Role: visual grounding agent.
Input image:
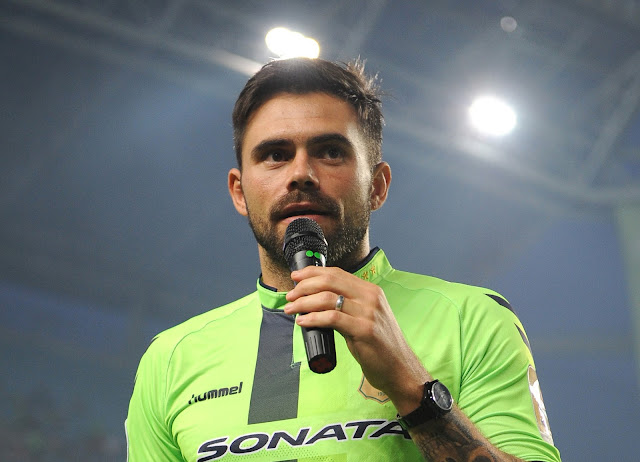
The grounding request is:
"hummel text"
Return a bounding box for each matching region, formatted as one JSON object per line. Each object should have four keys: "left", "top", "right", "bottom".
{"left": 188, "top": 381, "right": 243, "bottom": 405}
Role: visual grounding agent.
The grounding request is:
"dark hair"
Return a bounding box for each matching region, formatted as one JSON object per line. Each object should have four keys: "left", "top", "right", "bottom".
{"left": 232, "top": 58, "right": 384, "bottom": 168}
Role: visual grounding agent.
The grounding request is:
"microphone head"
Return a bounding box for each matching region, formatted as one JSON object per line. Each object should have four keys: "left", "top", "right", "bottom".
{"left": 283, "top": 218, "right": 328, "bottom": 265}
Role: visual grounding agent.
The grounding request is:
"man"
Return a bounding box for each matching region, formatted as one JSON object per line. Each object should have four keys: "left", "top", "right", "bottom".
{"left": 126, "top": 58, "right": 562, "bottom": 462}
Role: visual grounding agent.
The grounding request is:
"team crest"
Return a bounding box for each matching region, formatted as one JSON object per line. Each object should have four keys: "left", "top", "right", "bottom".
{"left": 528, "top": 365, "right": 554, "bottom": 444}
{"left": 358, "top": 374, "right": 389, "bottom": 403}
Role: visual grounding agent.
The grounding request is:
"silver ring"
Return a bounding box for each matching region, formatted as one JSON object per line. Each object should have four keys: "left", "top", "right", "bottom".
{"left": 335, "top": 295, "right": 345, "bottom": 311}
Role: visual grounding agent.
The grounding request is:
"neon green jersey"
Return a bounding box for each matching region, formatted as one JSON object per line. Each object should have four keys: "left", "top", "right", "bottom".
{"left": 126, "top": 248, "right": 561, "bottom": 461}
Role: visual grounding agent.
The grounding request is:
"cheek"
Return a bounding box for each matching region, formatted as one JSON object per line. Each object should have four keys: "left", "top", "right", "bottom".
{"left": 348, "top": 171, "right": 373, "bottom": 200}
{"left": 338, "top": 181, "right": 371, "bottom": 211}
{"left": 242, "top": 175, "right": 278, "bottom": 207}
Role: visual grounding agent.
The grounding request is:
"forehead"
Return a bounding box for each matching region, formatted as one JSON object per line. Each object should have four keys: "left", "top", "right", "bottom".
{"left": 242, "top": 92, "right": 363, "bottom": 154}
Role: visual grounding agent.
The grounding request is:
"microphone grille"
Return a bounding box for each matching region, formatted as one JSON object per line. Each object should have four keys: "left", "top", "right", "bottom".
{"left": 283, "top": 218, "right": 327, "bottom": 263}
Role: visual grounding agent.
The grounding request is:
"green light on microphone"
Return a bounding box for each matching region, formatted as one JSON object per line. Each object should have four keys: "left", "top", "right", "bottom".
{"left": 306, "top": 250, "right": 314, "bottom": 257}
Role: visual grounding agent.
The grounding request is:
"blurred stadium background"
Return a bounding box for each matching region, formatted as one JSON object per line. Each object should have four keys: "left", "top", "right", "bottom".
{"left": 2, "top": 0, "right": 640, "bottom": 460}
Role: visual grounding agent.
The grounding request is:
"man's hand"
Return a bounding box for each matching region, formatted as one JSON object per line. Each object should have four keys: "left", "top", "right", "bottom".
{"left": 284, "top": 265, "right": 428, "bottom": 415}
{"left": 284, "top": 265, "right": 527, "bottom": 462}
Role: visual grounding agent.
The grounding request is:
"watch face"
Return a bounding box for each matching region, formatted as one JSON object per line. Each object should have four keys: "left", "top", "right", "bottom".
{"left": 432, "top": 382, "right": 453, "bottom": 411}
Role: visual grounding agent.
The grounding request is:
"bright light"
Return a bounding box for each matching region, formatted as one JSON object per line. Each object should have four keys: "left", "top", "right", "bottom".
{"left": 468, "top": 96, "right": 517, "bottom": 137}
{"left": 500, "top": 16, "right": 518, "bottom": 33}
{"left": 265, "top": 27, "right": 320, "bottom": 59}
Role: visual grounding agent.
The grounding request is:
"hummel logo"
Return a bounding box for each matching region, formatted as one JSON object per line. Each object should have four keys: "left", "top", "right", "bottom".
{"left": 188, "top": 381, "right": 243, "bottom": 405}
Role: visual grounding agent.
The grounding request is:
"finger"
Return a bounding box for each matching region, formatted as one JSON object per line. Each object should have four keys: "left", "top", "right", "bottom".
{"left": 290, "top": 265, "right": 327, "bottom": 280}
{"left": 287, "top": 267, "right": 360, "bottom": 302}
{"left": 289, "top": 265, "right": 349, "bottom": 287}
{"left": 284, "top": 291, "right": 340, "bottom": 315}
{"left": 295, "top": 307, "right": 368, "bottom": 339}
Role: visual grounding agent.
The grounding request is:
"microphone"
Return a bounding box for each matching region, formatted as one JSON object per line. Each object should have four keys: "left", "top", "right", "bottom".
{"left": 283, "top": 217, "right": 337, "bottom": 374}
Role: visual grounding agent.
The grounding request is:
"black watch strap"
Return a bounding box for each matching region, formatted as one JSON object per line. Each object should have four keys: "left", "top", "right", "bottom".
{"left": 396, "top": 380, "right": 453, "bottom": 430}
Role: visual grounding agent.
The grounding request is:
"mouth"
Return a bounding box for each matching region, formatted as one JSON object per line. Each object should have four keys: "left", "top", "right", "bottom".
{"left": 277, "top": 204, "right": 332, "bottom": 223}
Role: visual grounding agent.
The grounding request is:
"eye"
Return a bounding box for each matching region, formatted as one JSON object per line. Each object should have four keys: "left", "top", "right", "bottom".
{"left": 321, "top": 145, "right": 345, "bottom": 160}
{"left": 264, "top": 150, "right": 287, "bottom": 163}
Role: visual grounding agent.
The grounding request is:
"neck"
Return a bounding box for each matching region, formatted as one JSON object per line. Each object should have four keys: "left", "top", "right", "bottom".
{"left": 257, "top": 246, "right": 295, "bottom": 291}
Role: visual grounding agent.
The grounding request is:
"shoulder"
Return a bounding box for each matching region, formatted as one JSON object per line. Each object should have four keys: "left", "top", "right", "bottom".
{"left": 383, "top": 268, "right": 517, "bottom": 319}
{"left": 385, "top": 268, "right": 532, "bottom": 358}
{"left": 142, "top": 292, "right": 258, "bottom": 363}
{"left": 130, "top": 291, "right": 259, "bottom": 412}
{"left": 383, "top": 267, "right": 510, "bottom": 308}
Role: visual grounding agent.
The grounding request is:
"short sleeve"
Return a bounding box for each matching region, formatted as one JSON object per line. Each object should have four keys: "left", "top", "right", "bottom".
{"left": 125, "top": 337, "right": 184, "bottom": 461}
{"left": 457, "top": 291, "right": 561, "bottom": 462}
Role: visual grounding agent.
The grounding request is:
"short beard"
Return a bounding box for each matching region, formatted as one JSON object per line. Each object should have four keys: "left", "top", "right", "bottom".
{"left": 245, "top": 191, "right": 371, "bottom": 273}
{"left": 324, "top": 207, "right": 370, "bottom": 270}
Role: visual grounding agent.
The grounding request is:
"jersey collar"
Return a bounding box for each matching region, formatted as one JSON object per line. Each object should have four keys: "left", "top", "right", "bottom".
{"left": 256, "top": 247, "right": 393, "bottom": 311}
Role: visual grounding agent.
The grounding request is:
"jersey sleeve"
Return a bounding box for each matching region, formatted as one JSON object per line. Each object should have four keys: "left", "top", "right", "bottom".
{"left": 456, "top": 290, "right": 561, "bottom": 462}
{"left": 125, "top": 336, "right": 184, "bottom": 461}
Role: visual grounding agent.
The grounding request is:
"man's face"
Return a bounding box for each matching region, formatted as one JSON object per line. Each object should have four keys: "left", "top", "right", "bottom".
{"left": 230, "top": 92, "right": 377, "bottom": 270}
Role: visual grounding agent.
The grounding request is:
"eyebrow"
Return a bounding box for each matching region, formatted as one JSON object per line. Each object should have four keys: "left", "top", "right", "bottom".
{"left": 308, "top": 133, "right": 353, "bottom": 148}
{"left": 250, "top": 133, "right": 355, "bottom": 159}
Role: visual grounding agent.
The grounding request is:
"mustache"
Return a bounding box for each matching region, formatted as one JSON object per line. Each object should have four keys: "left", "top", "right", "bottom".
{"left": 269, "top": 191, "right": 341, "bottom": 221}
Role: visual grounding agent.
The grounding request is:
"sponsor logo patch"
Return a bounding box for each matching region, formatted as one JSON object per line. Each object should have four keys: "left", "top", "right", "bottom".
{"left": 358, "top": 374, "right": 389, "bottom": 403}
{"left": 196, "top": 419, "right": 409, "bottom": 461}
{"left": 527, "top": 365, "right": 554, "bottom": 445}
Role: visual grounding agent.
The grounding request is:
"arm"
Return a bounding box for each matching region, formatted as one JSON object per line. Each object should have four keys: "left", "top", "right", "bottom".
{"left": 285, "top": 266, "right": 554, "bottom": 462}
{"left": 382, "top": 348, "right": 526, "bottom": 462}
{"left": 408, "top": 407, "right": 524, "bottom": 462}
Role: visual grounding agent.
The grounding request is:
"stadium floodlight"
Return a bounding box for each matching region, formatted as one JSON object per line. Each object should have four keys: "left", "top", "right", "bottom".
{"left": 468, "top": 95, "right": 517, "bottom": 137}
{"left": 265, "top": 27, "right": 320, "bottom": 59}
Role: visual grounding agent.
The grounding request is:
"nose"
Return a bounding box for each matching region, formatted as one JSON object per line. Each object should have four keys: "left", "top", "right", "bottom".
{"left": 287, "top": 151, "right": 319, "bottom": 191}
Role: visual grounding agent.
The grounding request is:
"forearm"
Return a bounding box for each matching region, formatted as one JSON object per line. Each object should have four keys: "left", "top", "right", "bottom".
{"left": 285, "top": 267, "right": 543, "bottom": 461}
{"left": 408, "top": 406, "right": 524, "bottom": 462}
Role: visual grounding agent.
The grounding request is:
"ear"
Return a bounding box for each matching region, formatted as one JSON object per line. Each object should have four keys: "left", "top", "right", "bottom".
{"left": 370, "top": 161, "right": 391, "bottom": 211}
{"left": 228, "top": 168, "right": 248, "bottom": 216}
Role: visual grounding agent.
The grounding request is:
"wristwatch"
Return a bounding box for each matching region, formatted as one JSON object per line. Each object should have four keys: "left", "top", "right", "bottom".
{"left": 396, "top": 380, "right": 453, "bottom": 430}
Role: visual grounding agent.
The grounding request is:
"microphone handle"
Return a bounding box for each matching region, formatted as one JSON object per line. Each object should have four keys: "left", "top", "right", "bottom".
{"left": 289, "top": 251, "right": 337, "bottom": 374}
